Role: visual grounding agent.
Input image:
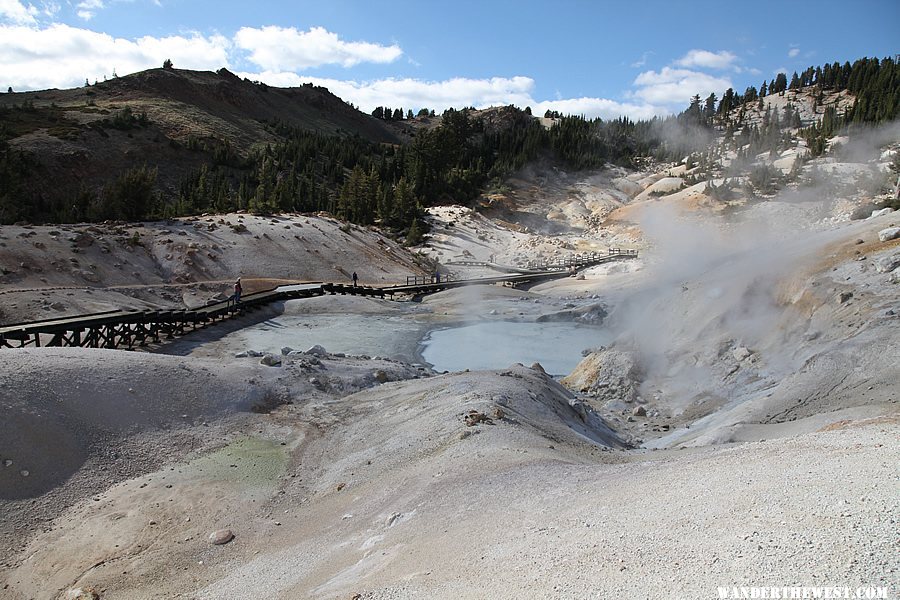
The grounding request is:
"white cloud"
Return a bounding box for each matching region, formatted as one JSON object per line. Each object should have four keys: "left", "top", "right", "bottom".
{"left": 631, "top": 51, "right": 653, "bottom": 69}
{"left": 41, "top": 1, "right": 60, "bottom": 17}
{"left": 788, "top": 47, "right": 800, "bottom": 58}
{"left": 674, "top": 49, "right": 737, "bottom": 70}
{"left": 632, "top": 67, "right": 732, "bottom": 106}
{"left": 533, "top": 97, "right": 666, "bottom": 121}
{"left": 0, "top": 0, "right": 38, "bottom": 24}
{"left": 75, "top": 0, "right": 103, "bottom": 20}
{"left": 0, "top": 23, "right": 230, "bottom": 89}
{"left": 0, "top": 21, "right": 668, "bottom": 121}
{"left": 234, "top": 25, "right": 402, "bottom": 71}
{"left": 238, "top": 71, "right": 665, "bottom": 120}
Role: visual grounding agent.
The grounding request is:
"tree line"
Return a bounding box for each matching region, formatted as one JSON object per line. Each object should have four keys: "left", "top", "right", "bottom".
{"left": 2, "top": 56, "right": 896, "bottom": 229}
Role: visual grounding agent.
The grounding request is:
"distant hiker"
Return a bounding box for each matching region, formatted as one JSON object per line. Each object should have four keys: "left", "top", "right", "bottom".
{"left": 233, "top": 278, "right": 242, "bottom": 304}
{"left": 352, "top": 272, "right": 358, "bottom": 287}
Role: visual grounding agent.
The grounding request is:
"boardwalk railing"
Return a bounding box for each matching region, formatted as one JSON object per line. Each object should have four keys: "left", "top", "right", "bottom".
{"left": 526, "top": 248, "right": 638, "bottom": 271}
{"left": 405, "top": 273, "right": 458, "bottom": 286}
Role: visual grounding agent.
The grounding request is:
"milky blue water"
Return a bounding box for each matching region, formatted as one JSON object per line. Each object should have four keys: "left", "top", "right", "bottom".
{"left": 420, "top": 321, "right": 612, "bottom": 376}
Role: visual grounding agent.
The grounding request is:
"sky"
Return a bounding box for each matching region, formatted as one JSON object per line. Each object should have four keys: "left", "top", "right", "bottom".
{"left": 1, "top": 0, "right": 898, "bottom": 120}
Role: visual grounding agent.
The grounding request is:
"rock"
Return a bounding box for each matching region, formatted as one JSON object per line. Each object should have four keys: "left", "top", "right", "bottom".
{"left": 306, "top": 344, "right": 327, "bottom": 356}
{"left": 234, "top": 351, "right": 249, "bottom": 358}
{"left": 855, "top": 239, "right": 865, "bottom": 245}
{"left": 878, "top": 227, "right": 900, "bottom": 242}
{"left": 20, "top": 470, "right": 29, "bottom": 477}
{"left": 874, "top": 253, "right": 900, "bottom": 274}
{"left": 208, "top": 529, "right": 234, "bottom": 545}
{"left": 839, "top": 291, "right": 853, "bottom": 304}
{"left": 869, "top": 207, "right": 894, "bottom": 219}
{"left": 562, "top": 348, "right": 642, "bottom": 405}
{"left": 530, "top": 362, "right": 546, "bottom": 374}
{"left": 373, "top": 370, "right": 389, "bottom": 383}
{"left": 464, "top": 410, "right": 493, "bottom": 426}
{"left": 280, "top": 346, "right": 294, "bottom": 356}
{"left": 64, "top": 587, "right": 101, "bottom": 600}
{"left": 72, "top": 232, "right": 95, "bottom": 247}
{"left": 632, "top": 406, "right": 646, "bottom": 417}
{"left": 732, "top": 346, "right": 751, "bottom": 361}
{"left": 260, "top": 354, "right": 282, "bottom": 367}
{"left": 79, "top": 270, "right": 101, "bottom": 283}
{"left": 2, "top": 459, "right": 12, "bottom": 467}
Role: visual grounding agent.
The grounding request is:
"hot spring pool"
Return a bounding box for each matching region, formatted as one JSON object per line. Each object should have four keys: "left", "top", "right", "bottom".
{"left": 420, "top": 320, "right": 612, "bottom": 376}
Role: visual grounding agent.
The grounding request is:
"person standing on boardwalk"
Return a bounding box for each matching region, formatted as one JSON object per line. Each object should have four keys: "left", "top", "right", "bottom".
{"left": 233, "top": 277, "right": 242, "bottom": 304}
{"left": 352, "top": 272, "right": 358, "bottom": 287}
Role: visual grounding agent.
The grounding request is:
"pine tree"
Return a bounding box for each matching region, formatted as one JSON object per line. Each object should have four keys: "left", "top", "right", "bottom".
{"left": 773, "top": 72, "right": 788, "bottom": 94}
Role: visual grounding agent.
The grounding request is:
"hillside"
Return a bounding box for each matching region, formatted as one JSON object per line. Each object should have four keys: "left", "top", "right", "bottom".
{"left": 0, "top": 213, "right": 428, "bottom": 325}
{"left": 0, "top": 67, "right": 407, "bottom": 222}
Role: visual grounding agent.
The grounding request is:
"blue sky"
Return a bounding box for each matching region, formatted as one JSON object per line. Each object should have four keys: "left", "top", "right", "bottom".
{"left": 1, "top": 0, "right": 897, "bottom": 119}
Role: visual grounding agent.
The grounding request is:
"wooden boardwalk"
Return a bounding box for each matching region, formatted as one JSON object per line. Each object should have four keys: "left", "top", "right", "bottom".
{"left": 0, "top": 284, "right": 324, "bottom": 350}
{"left": 0, "top": 249, "right": 637, "bottom": 350}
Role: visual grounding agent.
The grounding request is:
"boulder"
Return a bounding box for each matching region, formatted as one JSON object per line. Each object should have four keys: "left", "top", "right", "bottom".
{"left": 732, "top": 346, "right": 751, "bottom": 361}
{"left": 78, "top": 270, "right": 101, "bottom": 283}
{"left": 306, "top": 344, "right": 327, "bottom": 356}
{"left": 259, "top": 354, "right": 282, "bottom": 367}
{"left": 280, "top": 346, "right": 294, "bottom": 356}
{"left": 869, "top": 208, "right": 894, "bottom": 219}
{"left": 874, "top": 252, "right": 900, "bottom": 274}
{"left": 878, "top": 227, "right": 900, "bottom": 243}
{"left": 562, "top": 348, "right": 642, "bottom": 405}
